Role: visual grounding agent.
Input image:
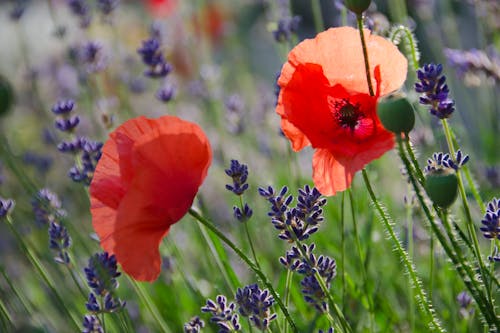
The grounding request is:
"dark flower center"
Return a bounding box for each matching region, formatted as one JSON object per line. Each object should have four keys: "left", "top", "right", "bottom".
{"left": 333, "top": 100, "right": 363, "bottom": 131}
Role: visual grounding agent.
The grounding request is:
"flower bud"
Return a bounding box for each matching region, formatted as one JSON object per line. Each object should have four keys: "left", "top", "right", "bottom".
{"left": 0, "top": 75, "right": 14, "bottom": 117}
{"left": 345, "top": 0, "right": 372, "bottom": 15}
{"left": 377, "top": 97, "right": 415, "bottom": 134}
{"left": 425, "top": 170, "right": 458, "bottom": 209}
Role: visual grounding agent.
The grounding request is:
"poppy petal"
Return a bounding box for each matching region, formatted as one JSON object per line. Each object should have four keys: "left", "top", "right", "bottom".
{"left": 312, "top": 149, "right": 353, "bottom": 196}
{"left": 90, "top": 115, "right": 212, "bottom": 281}
{"left": 283, "top": 27, "right": 407, "bottom": 96}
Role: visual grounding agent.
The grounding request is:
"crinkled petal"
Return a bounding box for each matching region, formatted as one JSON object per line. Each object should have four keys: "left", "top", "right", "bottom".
{"left": 312, "top": 149, "right": 353, "bottom": 196}
{"left": 281, "top": 27, "right": 407, "bottom": 96}
{"left": 277, "top": 63, "right": 336, "bottom": 149}
{"left": 90, "top": 115, "right": 212, "bottom": 281}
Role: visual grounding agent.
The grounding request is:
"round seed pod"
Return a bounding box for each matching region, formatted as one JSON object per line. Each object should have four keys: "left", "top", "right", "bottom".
{"left": 0, "top": 75, "right": 14, "bottom": 117}
{"left": 425, "top": 170, "right": 458, "bottom": 209}
{"left": 377, "top": 97, "right": 415, "bottom": 134}
{"left": 345, "top": 0, "right": 372, "bottom": 15}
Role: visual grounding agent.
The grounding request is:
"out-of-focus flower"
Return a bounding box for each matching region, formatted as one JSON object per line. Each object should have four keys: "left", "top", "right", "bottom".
{"left": 90, "top": 116, "right": 212, "bottom": 281}
{"left": 276, "top": 27, "right": 407, "bottom": 196}
{"left": 444, "top": 47, "right": 500, "bottom": 86}
{"left": 145, "top": 0, "right": 178, "bottom": 18}
{"left": 192, "top": 3, "right": 228, "bottom": 43}
{"left": 0, "top": 197, "right": 15, "bottom": 218}
{"left": 67, "top": 0, "right": 92, "bottom": 28}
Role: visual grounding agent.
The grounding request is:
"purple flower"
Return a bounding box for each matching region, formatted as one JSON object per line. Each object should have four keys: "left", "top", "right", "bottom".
{"left": 415, "top": 63, "right": 455, "bottom": 119}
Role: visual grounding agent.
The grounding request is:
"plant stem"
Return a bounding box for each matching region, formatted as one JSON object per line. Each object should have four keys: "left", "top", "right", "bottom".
{"left": 340, "top": 192, "right": 346, "bottom": 314}
{"left": 398, "top": 137, "right": 499, "bottom": 328}
{"left": 4, "top": 216, "right": 81, "bottom": 331}
{"left": 357, "top": 16, "right": 374, "bottom": 96}
{"left": 348, "top": 188, "right": 375, "bottom": 332}
{"left": 128, "top": 279, "right": 171, "bottom": 332}
{"left": 441, "top": 119, "right": 492, "bottom": 307}
{"left": 188, "top": 208, "right": 299, "bottom": 333}
{"left": 311, "top": 0, "right": 324, "bottom": 33}
{"left": 361, "top": 169, "right": 445, "bottom": 333}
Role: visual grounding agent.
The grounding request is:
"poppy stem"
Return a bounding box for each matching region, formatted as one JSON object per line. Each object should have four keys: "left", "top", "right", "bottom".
{"left": 347, "top": 188, "right": 375, "bottom": 332}
{"left": 396, "top": 137, "right": 500, "bottom": 329}
{"left": 188, "top": 208, "right": 299, "bottom": 333}
{"left": 361, "top": 168, "right": 446, "bottom": 333}
{"left": 356, "top": 15, "right": 375, "bottom": 97}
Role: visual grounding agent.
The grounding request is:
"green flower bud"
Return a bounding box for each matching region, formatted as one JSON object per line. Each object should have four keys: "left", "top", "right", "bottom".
{"left": 345, "top": 0, "right": 372, "bottom": 16}
{"left": 377, "top": 97, "right": 415, "bottom": 134}
{"left": 0, "top": 75, "right": 14, "bottom": 117}
{"left": 424, "top": 170, "right": 458, "bottom": 209}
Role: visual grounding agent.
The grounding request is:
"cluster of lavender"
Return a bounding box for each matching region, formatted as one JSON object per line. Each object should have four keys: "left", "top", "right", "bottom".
{"left": 189, "top": 283, "right": 276, "bottom": 332}
{"left": 201, "top": 295, "right": 241, "bottom": 332}
{"left": 51, "top": 100, "right": 103, "bottom": 185}
{"left": 77, "top": 41, "right": 108, "bottom": 74}
{"left": 444, "top": 47, "right": 500, "bottom": 86}
{"left": 235, "top": 284, "right": 277, "bottom": 330}
{"left": 83, "top": 252, "right": 125, "bottom": 332}
{"left": 272, "top": 0, "right": 301, "bottom": 43}
{"left": 415, "top": 63, "right": 455, "bottom": 119}
{"left": 67, "top": 0, "right": 120, "bottom": 28}
{"left": 137, "top": 23, "right": 175, "bottom": 103}
{"left": 225, "top": 160, "right": 253, "bottom": 222}
{"left": 424, "top": 150, "right": 469, "bottom": 174}
{"left": 259, "top": 185, "right": 326, "bottom": 241}
{"left": 260, "top": 185, "right": 335, "bottom": 312}
{"left": 281, "top": 244, "right": 337, "bottom": 312}
{"left": 32, "top": 189, "right": 72, "bottom": 264}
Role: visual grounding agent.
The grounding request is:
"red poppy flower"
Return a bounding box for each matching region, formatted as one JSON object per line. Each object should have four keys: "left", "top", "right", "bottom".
{"left": 89, "top": 116, "right": 212, "bottom": 281}
{"left": 276, "top": 27, "right": 407, "bottom": 196}
{"left": 146, "top": 0, "right": 178, "bottom": 18}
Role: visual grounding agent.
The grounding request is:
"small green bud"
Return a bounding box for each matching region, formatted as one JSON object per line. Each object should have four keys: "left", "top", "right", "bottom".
{"left": 0, "top": 75, "right": 14, "bottom": 117}
{"left": 377, "top": 97, "right": 415, "bottom": 134}
{"left": 345, "top": 0, "right": 372, "bottom": 16}
{"left": 424, "top": 170, "right": 458, "bottom": 209}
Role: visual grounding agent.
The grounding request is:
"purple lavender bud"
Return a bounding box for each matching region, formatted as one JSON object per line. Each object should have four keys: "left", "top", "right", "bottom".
{"left": 183, "top": 316, "right": 205, "bottom": 333}
{"left": 156, "top": 84, "right": 175, "bottom": 103}
{"left": 51, "top": 100, "right": 75, "bottom": 115}
{"left": 415, "top": 63, "right": 455, "bottom": 119}
{"left": 82, "top": 315, "right": 103, "bottom": 333}
{"left": 97, "top": 0, "right": 120, "bottom": 16}
{"left": 55, "top": 116, "right": 80, "bottom": 132}
{"left": 0, "top": 197, "right": 15, "bottom": 218}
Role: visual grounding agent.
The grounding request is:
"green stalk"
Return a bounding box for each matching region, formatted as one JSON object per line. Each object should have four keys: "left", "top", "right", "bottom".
{"left": 128, "top": 279, "right": 171, "bottom": 332}
{"left": 285, "top": 229, "right": 351, "bottom": 333}
{"left": 311, "top": 0, "right": 325, "bottom": 33}
{"left": 340, "top": 192, "right": 346, "bottom": 314}
{"left": 361, "top": 169, "right": 445, "bottom": 333}
{"left": 240, "top": 196, "right": 261, "bottom": 269}
{"left": 4, "top": 216, "right": 81, "bottom": 331}
{"left": 398, "top": 137, "right": 498, "bottom": 328}
{"left": 283, "top": 269, "right": 293, "bottom": 333}
{"left": 405, "top": 189, "right": 415, "bottom": 332}
{"left": 0, "top": 296, "right": 13, "bottom": 331}
{"left": 195, "top": 220, "right": 240, "bottom": 291}
{"left": 188, "top": 208, "right": 298, "bottom": 333}
{"left": 356, "top": 16, "right": 375, "bottom": 97}
{"left": 441, "top": 119, "right": 491, "bottom": 308}
{"left": 347, "top": 188, "right": 375, "bottom": 332}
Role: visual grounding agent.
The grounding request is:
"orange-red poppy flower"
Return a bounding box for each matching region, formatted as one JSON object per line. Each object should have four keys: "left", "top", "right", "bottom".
{"left": 89, "top": 116, "right": 212, "bottom": 281}
{"left": 146, "top": 0, "right": 178, "bottom": 18}
{"left": 276, "top": 27, "right": 407, "bottom": 196}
